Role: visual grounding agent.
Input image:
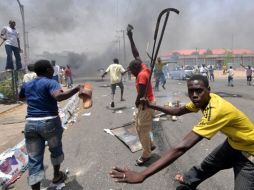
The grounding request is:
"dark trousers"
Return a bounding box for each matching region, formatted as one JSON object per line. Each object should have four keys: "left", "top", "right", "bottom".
{"left": 5, "top": 44, "right": 22, "bottom": 70}
{"left": 176, "top": 140, "right": 254, "bottom": 190}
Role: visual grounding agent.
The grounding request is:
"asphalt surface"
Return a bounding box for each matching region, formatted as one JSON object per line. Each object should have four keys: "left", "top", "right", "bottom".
{"left": 13, "top": 77, "right": 254, "bottom": 190}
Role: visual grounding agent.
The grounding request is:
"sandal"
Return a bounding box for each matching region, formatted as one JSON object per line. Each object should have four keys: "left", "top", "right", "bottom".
{"left": 52, "top": 171, "right": 67, "bottom": 184}
{"left": 175, "top": 173, "right": 184, "bottom": 184}
{"left": 135, "top": 156, "right": 151, "bottom": 166}
{"left": 151, "top": 145, "right": 156, "bottom": 151}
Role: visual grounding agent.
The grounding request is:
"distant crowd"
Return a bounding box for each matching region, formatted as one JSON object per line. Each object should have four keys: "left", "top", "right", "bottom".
{"left": 23, "top": 60, "right": 74, "bottom": 88}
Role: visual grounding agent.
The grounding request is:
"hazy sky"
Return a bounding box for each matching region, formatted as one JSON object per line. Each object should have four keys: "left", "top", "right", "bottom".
{"left": 0, "top": 0, "right": 254, "bottom": 75}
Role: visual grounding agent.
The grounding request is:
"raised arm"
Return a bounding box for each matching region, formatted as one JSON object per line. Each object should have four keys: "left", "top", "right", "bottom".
{"left": 240, "top": 63, "right": 246, "bottom": 69}
{"left": 127, "top": 27, "right": 141, "bottom": 60}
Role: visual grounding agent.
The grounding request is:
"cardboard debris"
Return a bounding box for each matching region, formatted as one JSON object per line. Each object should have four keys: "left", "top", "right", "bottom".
{"left": 110, "top": 122, "right": 142, "bottom": 152}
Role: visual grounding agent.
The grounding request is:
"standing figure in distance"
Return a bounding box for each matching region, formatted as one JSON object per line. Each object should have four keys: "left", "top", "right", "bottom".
{"left": 23, "top": 64, "right": 37, "bottom": 83}
{"left": 51, "top": 60, "right": 60, "bottom": 83}
{"left": 154, "top": 57, "right": 169, "bottom": 91}
{"left": 240, "top": 64, "right": 253, "bottom": 86}
{"left": 208, "top": 65, "right": 215, "bottom": 82}
{"left": 227, "top": 66, "right": 234, "bottom": 87}
{"left": 65, "top": 65, "right": 73, "bottom": 88}
{"left": 0, "top": 20, "right": 22, "bottom": 71}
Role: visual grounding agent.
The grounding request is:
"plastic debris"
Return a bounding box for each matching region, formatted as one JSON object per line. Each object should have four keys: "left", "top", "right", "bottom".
{"left": 171, "top": 116, "right": 178, "bottom": 121}
{"left": 82, "top": 112, "right": 91, "bottom": 116}
{"left": 104, "top": 129, "right": 115, "bottom": 136}
{"left": 115, "top": 110, "right": 123, "bottom": 114}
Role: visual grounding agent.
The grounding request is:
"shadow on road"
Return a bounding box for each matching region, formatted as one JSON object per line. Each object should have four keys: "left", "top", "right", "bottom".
{"left": 41, "top": 175, "right": 83, "bottom": 190}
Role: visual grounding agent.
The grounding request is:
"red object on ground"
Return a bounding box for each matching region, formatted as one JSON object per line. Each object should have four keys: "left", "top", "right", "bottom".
{"left": 78, "top": 82, "right": 93, "bottom": 109}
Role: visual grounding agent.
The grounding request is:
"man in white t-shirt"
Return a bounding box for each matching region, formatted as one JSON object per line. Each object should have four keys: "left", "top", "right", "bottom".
{"left": 23, "top": 64, "right": 37, "bottom": 83}
{"left": 227, "top": 66, "right": 234, "bottom": 87}
{"left": 51, "top": 60, "right": 60, "bottom": 83}
{"left": 0, "top": 20, "right": 22, "bottom": 70}
{"left": 199, "top": 64, "right": 208, "bottom": 77}
{"left": 102, "top": 58, "right": 127, "bottom": 107}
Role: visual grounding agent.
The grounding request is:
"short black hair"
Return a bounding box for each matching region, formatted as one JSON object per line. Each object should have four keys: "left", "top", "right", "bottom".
{"left": 9, "top": 20, "right": 15, "bottom": 24}
{"left": 128, "top": 59, "right": 142, "bottom": 71}
{"left": 51, "top": 60, "right": 56, "bottom": 66}
{"left": 113, "top": 58, "right": 119, "bottom": 64}
{"left": 34, "top": 60, "right": 52, "bottom": 76}
{"left": 188, "top": 74, "right": 209, "bottom": 88}
{"left": 27, "top": 64, "right": 35, "bottom": 72}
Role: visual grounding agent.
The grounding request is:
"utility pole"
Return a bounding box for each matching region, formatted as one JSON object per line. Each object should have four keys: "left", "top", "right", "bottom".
{"left": 115, "top": 36, "right": 121, "bottom": 59}
{"left": 17, "top": 0, "right": 28, "bottom": 65}
{"left": 116, "top": 30, "right": 127, "bottom": 67}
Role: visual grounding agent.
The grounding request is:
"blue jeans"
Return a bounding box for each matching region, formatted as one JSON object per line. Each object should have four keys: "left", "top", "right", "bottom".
{"left": 66, "top": 76, "right": 73, "bottom": 88}
{"left": 24, "top": 117, "right": 64, "bottom": 185}
{"left": 177, "top": 139, "right": 254, "bottom": 190}
{"left": 52, "top": 75, "right": 59, "bottom": 83}
{"left": 5, "top": 44, "right": 22, "bottom": 70}
{"left": 155, "top": 71, "right": 166, "bottom": 90}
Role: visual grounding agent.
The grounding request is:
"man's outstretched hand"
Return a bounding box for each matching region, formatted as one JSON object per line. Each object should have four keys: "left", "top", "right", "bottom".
{"left": 126, "top": 24, "right": 133, "bottom": 37}
{"left": 109, "top": 167, "right": 145, "bottom": 184}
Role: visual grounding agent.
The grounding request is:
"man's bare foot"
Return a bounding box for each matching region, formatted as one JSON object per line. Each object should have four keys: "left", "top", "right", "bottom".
{"left": 175, "top": 173, "right": 184, "bottom": 183}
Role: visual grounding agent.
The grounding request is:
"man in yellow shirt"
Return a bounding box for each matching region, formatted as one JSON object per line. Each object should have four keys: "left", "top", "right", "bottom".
{"left": 102, "top": 58, "right": 127, "bottom": 108}
{"left": 154, "top": 57, "right": 169, "bottom": 91}
{"left": 110, "top": 75, "right": 254, "bottom": 190}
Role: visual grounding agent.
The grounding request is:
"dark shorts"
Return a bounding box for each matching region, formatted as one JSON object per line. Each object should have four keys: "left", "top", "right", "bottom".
{"left": 247, "top": 76, "right": 252, "bottom": 81}
{"left": 111, "top": 82, "right": 124, "bottom": 94}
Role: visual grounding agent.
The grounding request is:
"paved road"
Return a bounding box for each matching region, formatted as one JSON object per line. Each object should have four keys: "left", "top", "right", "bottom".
{"left": 14, "top": 78, "right": 254, "bottom": 190}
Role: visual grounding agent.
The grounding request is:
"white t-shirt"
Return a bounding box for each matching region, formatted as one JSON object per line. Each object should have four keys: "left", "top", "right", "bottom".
{"left": 105, "top": 64, "right": 125, "bottom": 84}
{"left": 0, "top": 26, "right": 19, "bottom": 48}
{"left": 200, "top": 66, "right": 208, "bottom": 76}
{"left": 53, "top": 65, "right": 60, "bottom": 76}
{"left": 23, "top": 72, "right": 37, "bottom": 83}
{"left": 227, "top": 68, "right": 234, "bottom": 77}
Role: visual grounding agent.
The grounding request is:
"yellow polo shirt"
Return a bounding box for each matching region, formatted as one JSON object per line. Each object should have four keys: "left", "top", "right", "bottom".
{"left": 185, "top": 93, "right": 254, "bottom": 155}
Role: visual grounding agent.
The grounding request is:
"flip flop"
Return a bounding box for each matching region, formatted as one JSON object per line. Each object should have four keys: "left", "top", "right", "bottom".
{"left": 175, "top": 173, "right": 184, "bottom": 183}
{"left": 79, "top": 82, "right": 93, "bottom": 109}
{"left": 135, "top": 156, "right": 151, "bottom": 166}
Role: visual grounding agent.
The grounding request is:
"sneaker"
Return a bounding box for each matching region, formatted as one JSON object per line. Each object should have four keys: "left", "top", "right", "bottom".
{"left": 111, "top": 101, "right": 115, "bottom": 108}
{"left": 120, "top": 98, "right": 125, "bottom": 101}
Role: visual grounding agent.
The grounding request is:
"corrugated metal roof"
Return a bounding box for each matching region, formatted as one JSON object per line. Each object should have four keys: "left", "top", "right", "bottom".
{"left": 161, "top": 48, "right": 254, "bottom": 57}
